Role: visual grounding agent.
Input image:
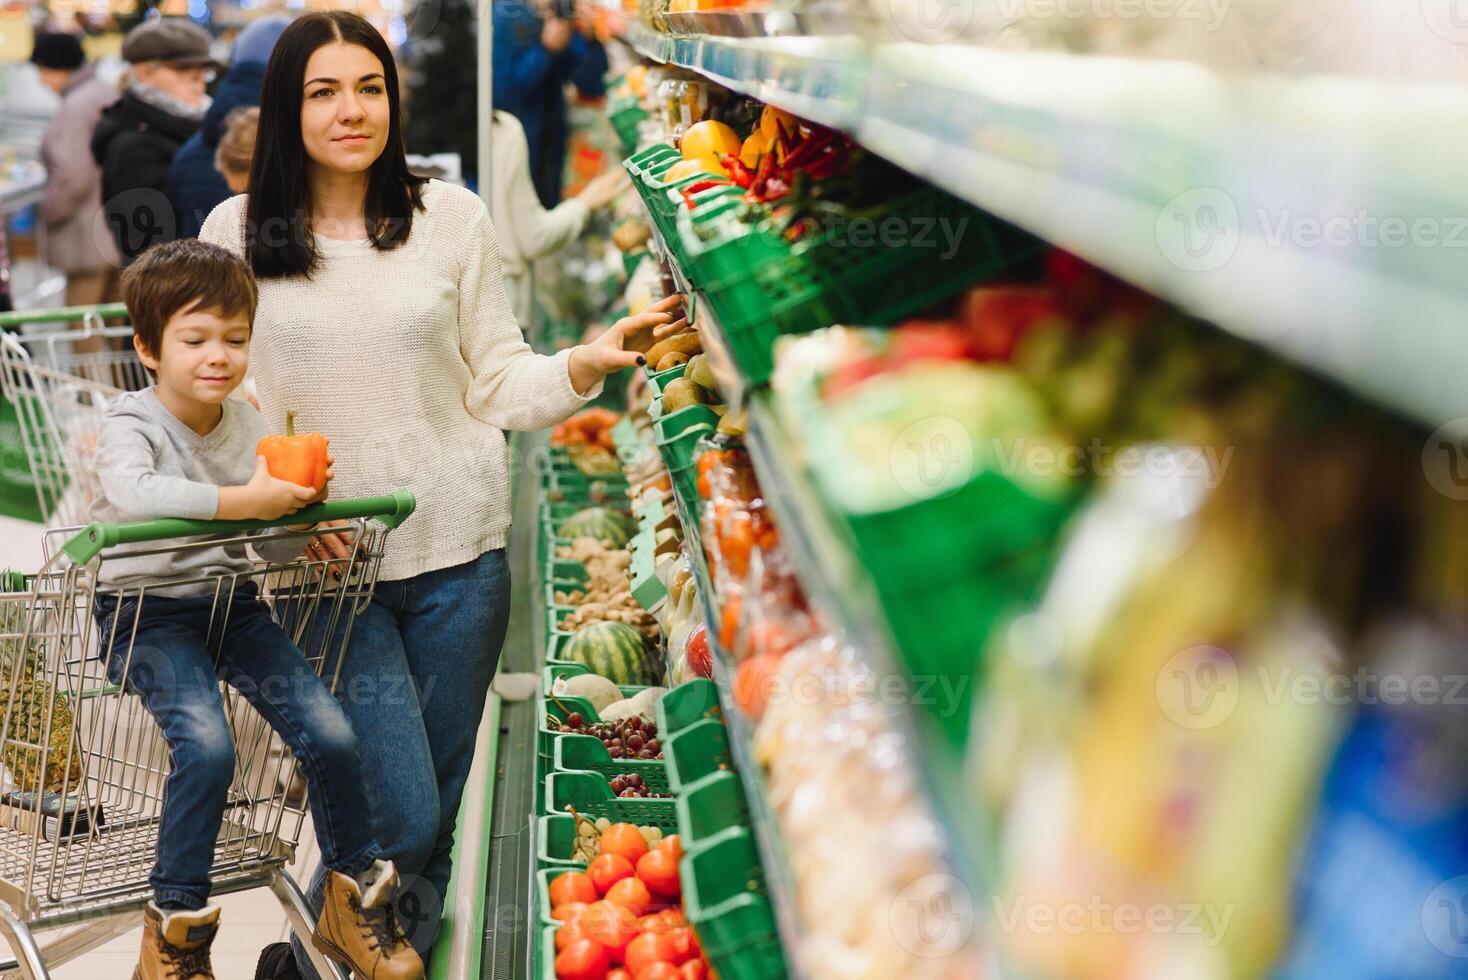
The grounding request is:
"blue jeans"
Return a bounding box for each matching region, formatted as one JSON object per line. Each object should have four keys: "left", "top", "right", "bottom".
{"left": 94, "top": 586, "right": 382, "bottom": 911}
{"left": 293, "top": 549, "right": 511, "bottom": 975}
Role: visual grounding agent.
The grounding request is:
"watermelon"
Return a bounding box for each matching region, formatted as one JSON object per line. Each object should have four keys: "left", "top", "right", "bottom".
{"left": 558, "top": 507, "right": 631, "bottom": 548}
{"left": 564, "top": 622, "right": 662, "bottom": 686}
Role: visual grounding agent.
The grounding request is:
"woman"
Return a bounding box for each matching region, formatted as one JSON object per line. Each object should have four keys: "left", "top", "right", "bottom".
{"left": 199, "top": 12, "right": 681, "bottom": 974}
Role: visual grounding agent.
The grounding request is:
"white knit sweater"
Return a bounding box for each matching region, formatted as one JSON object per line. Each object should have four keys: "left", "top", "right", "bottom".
{"left": 201, "top": 181, "right": 600, "bottom": 581}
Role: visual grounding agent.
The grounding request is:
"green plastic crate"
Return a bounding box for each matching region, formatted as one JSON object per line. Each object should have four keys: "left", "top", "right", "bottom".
{"left": 656, "top": 680, "right": 722, "bottom": 737}
{"left": 554, "top": 733, "right": 670, "bottom": 793}
{"left": 646, "top": 362, "right": 687, "bottom": 397}
{"left": 679, "top": 186, "right": 1041, "bottom": 386}
{"left": 664, "top": 717, "right": 733, "bottom": 795}
{"left": 681, "top": 829, "right": 786, "bottom": 980}
{"left": 609, "top": 99, "right": 649, "bottom": 155}
{"left": 675, "top": 770, "right": 749, "bottom": 852}
{"left": 545, "top": 771, "right": 678, "bottom": 830}
{"left": 537, "top": 813, "right": 585, "bottom": 869}
{"left": 629, "top": 530, "right": 668, "bottom": 612}
{"left": 654, "top": 408, "right": 718, "bottom": 513}
{"left": 625, "top": 145, "right": 725, "bottom": 240}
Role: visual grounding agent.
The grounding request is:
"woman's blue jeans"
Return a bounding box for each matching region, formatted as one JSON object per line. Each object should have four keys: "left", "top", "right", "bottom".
{"left": 293, "top": 549, "right": 511, "bottom": 974}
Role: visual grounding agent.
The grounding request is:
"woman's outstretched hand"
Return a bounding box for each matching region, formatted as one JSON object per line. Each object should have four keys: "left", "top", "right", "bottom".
{"left": 567, "top": 294, "right": 687, "bottom": 394}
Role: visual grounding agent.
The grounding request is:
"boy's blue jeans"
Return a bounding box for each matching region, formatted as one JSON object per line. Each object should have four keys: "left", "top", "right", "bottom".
{"left": 94, "top": 585, "right": 382, "bottom": 911}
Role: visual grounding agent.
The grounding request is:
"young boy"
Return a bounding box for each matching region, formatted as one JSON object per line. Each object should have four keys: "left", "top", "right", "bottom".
{"left": 90, "top": 240, "right": 422, "bottom": 980}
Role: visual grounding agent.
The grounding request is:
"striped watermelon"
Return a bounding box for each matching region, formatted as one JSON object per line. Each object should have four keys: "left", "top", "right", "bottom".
{"left": 558, "top": 507, "right": 631, "bottom": 548}
{"left": 564, "top": 622, "right": 661, "bottom": 686}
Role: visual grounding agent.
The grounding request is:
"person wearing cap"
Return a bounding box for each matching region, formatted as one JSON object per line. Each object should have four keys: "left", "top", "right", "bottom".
{"left": 34, "top": 31, "right": 123, "bottom": 310}
{"left": 92, "top": 18, "right": 221, "bottom": 264}
{"left": 169, "top": 16, "right": 288, "bottom": 240}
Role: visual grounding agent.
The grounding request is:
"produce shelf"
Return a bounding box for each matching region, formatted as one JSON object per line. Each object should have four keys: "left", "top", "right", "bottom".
{"left": 623, "top": 27, "right": 1468, "bottom": 427}
{"left": 661, "top": 458, "right": 812, "bottom": 980}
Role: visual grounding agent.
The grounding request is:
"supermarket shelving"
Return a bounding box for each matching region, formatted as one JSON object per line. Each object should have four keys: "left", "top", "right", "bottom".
{"left": 624, "top": 24, "right": 1468, "bottom": 429}
{"left": 661, "top": 429, "right": 813, "bottom": 980}
{"left": 644, "top": 225, "right": 1007, "bottom": 973}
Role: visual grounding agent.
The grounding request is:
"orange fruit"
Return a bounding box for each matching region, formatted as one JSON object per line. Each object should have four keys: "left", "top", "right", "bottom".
{"left": 600, "top": 823, "right": 650, "bottom": 864}
{"left": 551, "top": 872, "right": 598, "bottom": 908}
{"left": 680, "top": 120, "right": 740, "bottom": 161}
{"left": 636, "top": 849, "right": 681, "bottom": 899}
{"left": 732, "top": 654, "right": 782, "bottom": 720}
{"left": 624, "top": 931, "right": 678, "bottom": 975}
{"left": 626, "top": 65, "right": 649, "bottom": 99}
{"left": 589, "top": 853, "right": 636, "bottom": 896}
{"left": 758, "top": 105, "right": 798, "bottom": 141}
{"left": 606, "top": 877, "right": 653, "bottom": 917}
{"left": 655, "top": 835, "right": 683, "bottom": 861}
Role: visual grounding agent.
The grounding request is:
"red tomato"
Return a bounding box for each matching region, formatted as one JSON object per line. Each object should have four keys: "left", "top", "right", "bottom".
{"left": 580, "top": 902, "right": 639, "bottom": 965}
{"left": 636, "top": 965, "right": 682, "bottom": 980}
{"left": 552, "top": 902, "right": 589, "bottom": 923}
{"left": 680, "top": 961, "right": 708, "bottom": 980}
{"left": 606, "top": 877, "right": 653, "bottom": 916}
{"left": 656, "top": 835, "right": 683, "bottom": 861}
{"left": 550, "top": 872, "right": 598, "bottom": 907}
{"left": 686, "top": 626, "right": 712, "bottom": 679}
{"left": 555, "top": 938, "right": 610, "bottom": 980}
{"left": 624, "top": 931, "right": 678, "bottom": 975}
{"left": 609, "top": 971, "right": 632, "bottom": 980}
{"left": 588, "top": 854, "right": 637, "bottom": 895}
{"left": 557, "top": 921, "right": 593, "bottom": 952}
{"left": 732, "top": 654, "right": 782, "bottom": 721}
{"left": 666, "top": 927, "right": 700, "bottom": 965}
{"left": 636, "top": 849, "right": 682, "bottom": 899}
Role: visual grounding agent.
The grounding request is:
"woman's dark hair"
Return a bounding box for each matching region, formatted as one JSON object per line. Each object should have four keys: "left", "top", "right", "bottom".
{"left": 247, "top": 11, "right": 425, "bottom": 279}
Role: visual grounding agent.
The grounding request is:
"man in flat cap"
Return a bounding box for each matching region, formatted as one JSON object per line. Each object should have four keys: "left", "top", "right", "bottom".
{"left": 92, "top": 18, "right": 221, "bottom": 264}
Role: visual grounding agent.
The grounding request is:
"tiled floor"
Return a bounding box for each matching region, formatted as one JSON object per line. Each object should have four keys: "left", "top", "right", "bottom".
{"left": 0, "top": 515, "right": 316, "bottom": 979}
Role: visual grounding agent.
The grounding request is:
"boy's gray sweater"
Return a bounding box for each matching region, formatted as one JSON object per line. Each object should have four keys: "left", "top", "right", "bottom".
{"left": 90, "top": 388, "right": 302, "bottom": 596}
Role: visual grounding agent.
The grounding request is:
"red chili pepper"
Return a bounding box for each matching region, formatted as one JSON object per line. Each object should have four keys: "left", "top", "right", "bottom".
{"left": 721, "top": 154, "right": 754, "bottom": 188}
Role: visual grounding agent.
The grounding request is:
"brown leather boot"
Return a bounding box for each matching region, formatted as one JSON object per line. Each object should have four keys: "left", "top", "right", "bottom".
{"left": 134, "top": 902, "right": 219, "bottom": 979}
{"left": 313, "top": 861, "right": 423, "bottom": 980}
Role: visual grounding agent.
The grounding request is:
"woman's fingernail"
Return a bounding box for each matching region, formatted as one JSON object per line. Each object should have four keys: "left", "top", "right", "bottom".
{"left": 636, "top": 355, "right": 647, "bottom": 366}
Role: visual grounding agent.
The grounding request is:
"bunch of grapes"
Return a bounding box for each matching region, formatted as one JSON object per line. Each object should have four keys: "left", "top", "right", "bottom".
{"left": 554, "top": 712, "right": 663, "bottom": 760}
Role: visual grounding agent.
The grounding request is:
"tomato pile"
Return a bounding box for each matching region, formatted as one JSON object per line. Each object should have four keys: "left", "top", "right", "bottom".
{"left": 551, "top": 829, "right": 711, "bottom": 980}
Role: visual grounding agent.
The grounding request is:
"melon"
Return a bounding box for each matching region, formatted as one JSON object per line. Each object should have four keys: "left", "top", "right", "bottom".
{"left": 564, "top": 622, "right": 662, "bottom": 687}
{"left": 552, "top": 673, "right": 622, "bottom": 714}
{"left": 558, "top": 507, "right": 631, "bottom": 548}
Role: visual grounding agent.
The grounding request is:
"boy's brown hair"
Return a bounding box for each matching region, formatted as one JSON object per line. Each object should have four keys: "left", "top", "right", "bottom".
{"left": 214, "top": 106, "right": 259, "bottom": 180}
{"left": 120, "top": 239, "right": 258, "bottom": 357}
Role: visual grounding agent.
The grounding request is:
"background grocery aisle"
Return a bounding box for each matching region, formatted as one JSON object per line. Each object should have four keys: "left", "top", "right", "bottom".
{"left": 2, "top": 3, "right": 1467, "bottom": 980}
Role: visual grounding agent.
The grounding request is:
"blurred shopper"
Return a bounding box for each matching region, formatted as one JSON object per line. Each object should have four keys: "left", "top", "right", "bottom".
{"left": 34, "top": 32, "right": 122, "bottom": 308}
{"left": 492, "top": 0, "right": 607, "bottom": 207}
{"left": 93, "top": 19, "right": 219, "bottom": 264}
{"left": 491, "top": 109, "right": 627, "bottom": 322}
{"left": 169, "top": 16, "right": 288, "bottom": 238}
{"left": 213, "top": 107, "right": 259, "bottom": 196}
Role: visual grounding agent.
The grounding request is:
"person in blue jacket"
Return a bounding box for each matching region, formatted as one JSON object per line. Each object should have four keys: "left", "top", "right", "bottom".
{"left": 493, "top": 0, "right": 607, "bottom": 208}
{"left": 168, "top": 16, "right": 289, "bottom": 239}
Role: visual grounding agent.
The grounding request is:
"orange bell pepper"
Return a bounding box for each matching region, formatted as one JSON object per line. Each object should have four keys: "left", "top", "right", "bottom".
{"left": 256, "top": 409, "right": 329, "bottom": 493}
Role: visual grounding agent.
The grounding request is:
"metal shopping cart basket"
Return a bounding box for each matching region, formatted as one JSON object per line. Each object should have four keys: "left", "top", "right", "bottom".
{"left": 0, "top": 304, "right": 145, "bottom": 529}
{"left": 0, "top": 492, "right": 414, "bottom": 979}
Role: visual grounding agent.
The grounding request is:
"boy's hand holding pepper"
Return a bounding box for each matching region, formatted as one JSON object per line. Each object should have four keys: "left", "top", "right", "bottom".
{"left": 216, "top": 457, "right": 328, "bottom": 521}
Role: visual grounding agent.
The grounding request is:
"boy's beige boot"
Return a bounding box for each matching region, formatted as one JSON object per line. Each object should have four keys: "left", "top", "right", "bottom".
{"left": 313, "top": 860, "right": 423, "bottom": 979}
{"left": 134, "top": 901, "right": 219, "bottom": 979}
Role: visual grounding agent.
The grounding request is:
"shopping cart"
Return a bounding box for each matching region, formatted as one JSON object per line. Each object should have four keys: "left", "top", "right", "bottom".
{"left": 0, "top": 492, "right": 414, "bottom": 979}
{"left": 0, "top": 304, "right": 145, "bottom": 529}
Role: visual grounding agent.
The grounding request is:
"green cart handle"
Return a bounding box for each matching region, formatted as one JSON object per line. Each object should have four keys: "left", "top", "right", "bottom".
{"left": 0, "top": 304, "right": 130, "bottom": 329}
{"left": 62, "top": 491, "right": 416, "bottom": 565}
